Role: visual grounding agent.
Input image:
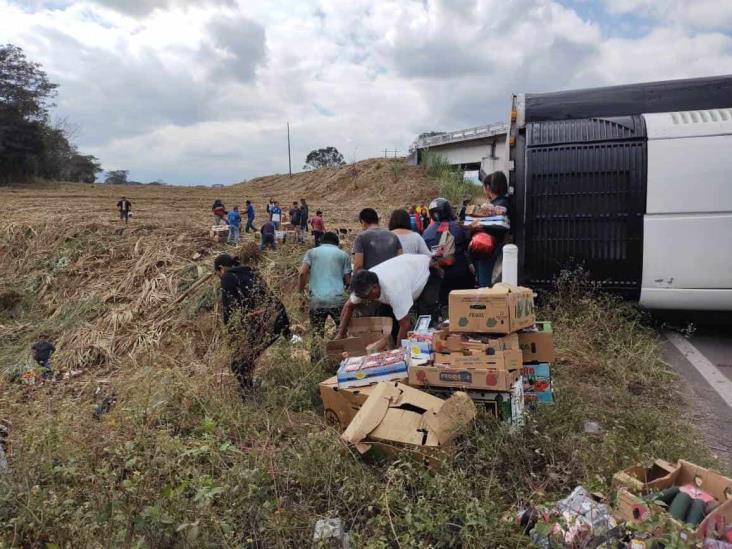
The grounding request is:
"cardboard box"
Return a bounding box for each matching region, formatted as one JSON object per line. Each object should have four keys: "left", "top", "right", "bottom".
{"left": 448, "top": 284, "right": 535, "bottom": 334}
{"left": 326, "top": 317, "right": 393, "bottom": 359}
{"left": 613, "top": 460, "right": 732, "bottom": 543}
{"left": 434, "top": 348, "right": 522, "bottom": 372}
{"left": 612, "top": 459, "right": 677, "bottom": 494}
{"left": 408, "top": 364, "right": 520, "bottom": 391}
{"left": 518, "top": 321, "right": 555, "bottom": 363}
{"left": 337, "top": 349, "right": 408, "bottom": 389}
{"left": 341, "top": 381, "right": 477, "bottom": 454}
{"left": 433, "top": 331, "right": 519, "bottom": 354}
{"left": 523, "top": 388, "right": 555, "bottom": 408}
{"left": 209, "top": 225, "right": 229, "bottom": 242}
{"left": 319, "top": 376, "right": 377, "bottom": 430}
{"left": 521, "top": 362, "right": 550, "bottom": 379}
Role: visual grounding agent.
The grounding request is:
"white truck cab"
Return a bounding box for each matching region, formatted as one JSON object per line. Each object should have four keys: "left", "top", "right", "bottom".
{"left": 641, "top": 109, "right": 732, "bottom": 310}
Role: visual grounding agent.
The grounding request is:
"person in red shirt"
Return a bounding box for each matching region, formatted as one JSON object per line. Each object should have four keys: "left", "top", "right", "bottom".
{"left": 309, "top": 210, "right": 326, "bottom": 247}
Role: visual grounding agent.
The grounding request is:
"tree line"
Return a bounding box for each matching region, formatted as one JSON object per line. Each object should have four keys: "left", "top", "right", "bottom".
{"left": 0, "top": 44, "right": 102, "bottom": 184}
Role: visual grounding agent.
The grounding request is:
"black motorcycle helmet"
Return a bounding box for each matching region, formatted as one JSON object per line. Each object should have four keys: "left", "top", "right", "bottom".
{"left": 428, "top": 197, "right": 454, "bottom": 222}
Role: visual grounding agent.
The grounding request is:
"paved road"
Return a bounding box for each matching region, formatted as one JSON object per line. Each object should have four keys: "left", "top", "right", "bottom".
{"left": 660, "top": 317, "right": 732, "bottom": 472}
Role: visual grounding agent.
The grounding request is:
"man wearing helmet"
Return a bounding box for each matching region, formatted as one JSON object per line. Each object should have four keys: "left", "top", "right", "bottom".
{"left": 423, "top": 198, "right": 475, "bottom": 308}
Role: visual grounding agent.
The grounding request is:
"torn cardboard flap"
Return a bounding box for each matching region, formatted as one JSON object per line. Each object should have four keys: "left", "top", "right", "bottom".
{"left": 341, "top": 382, "right": 477, "bottom": 454}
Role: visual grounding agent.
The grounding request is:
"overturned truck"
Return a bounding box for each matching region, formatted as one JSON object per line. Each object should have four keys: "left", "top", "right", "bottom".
{"left": 505, "top": 75, "right": 732, "bottom": 310}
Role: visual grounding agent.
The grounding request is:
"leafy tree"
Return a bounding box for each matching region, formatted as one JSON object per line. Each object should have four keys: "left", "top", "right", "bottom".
{"left": 68, "top": 154, "right": 102, "bottom": 183}
{"left": 0, "top": 44, "right": 57, "bottom": 121}
{"left": 303, "top": 146, "right": 346, "bottom": 170}
{"left": 105, "top": 170, "right": 129, "bottom": 185}
{"left": 0, "top": 44, "right": 101, "bottom": 183}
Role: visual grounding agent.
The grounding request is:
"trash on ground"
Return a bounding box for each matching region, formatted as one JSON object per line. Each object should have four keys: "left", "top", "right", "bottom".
{"left": 313, "top": 517, "right": 351, "bottom": 548}
{"left": 340, "top": 381, "right": 476, "bottom": 454}
{"left": 520, "top": 486, "right": 618, "bottom": 548}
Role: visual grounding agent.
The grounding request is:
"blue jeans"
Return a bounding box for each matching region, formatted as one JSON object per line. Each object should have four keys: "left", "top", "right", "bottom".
{"left": 475, "top": 255, "right": 497, "bottom": 288}
{"left": 228, "top": 226, "right": 240, "bottom": 244}
{"left": 245, "top": 219, "right": 256, "bottom": 232}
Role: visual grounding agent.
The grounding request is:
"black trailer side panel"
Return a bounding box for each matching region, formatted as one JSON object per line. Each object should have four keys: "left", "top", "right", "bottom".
{"left": 522, "top": 116, "right": 646, "bottom": 294}
{"left": 524, "top": 75, "right": 732, "bottom": 122}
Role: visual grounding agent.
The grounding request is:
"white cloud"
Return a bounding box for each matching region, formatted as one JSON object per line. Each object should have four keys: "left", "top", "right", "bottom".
{"left": 1, "top": 0, "right": 731, "bottom": 184}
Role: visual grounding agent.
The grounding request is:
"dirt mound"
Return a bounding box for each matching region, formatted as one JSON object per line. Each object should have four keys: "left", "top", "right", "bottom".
{"left": 234, "top": 158, "right": 438, "bottom": 224}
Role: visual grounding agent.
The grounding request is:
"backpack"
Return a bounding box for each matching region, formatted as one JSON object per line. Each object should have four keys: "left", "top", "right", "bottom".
{"left": 433, "top": 222, "right": 456, "bottom": 267}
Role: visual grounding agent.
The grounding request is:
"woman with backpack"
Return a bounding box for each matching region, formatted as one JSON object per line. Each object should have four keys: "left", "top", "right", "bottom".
{"left": 422, "top": 198, "right": 474, "bottom": 308}
{"left": 214, "top": 246, "right": 291, "bottom": 394}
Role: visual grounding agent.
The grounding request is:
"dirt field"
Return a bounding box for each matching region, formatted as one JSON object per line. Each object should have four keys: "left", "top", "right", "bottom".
{"left": 0, "top": 160, "right": 723, "bottom": 547}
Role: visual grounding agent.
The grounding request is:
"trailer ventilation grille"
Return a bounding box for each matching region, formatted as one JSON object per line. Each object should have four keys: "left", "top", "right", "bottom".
{"left": 523, "top": 116, "right": 647, "bottom": 295}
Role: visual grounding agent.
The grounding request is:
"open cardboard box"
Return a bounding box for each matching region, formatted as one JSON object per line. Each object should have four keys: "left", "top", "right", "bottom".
{"left": 518, "top": 321, "right": 555, "bottom": 363}
{"left": 319, "top": 376, "right": 378, "bottom": 430}
{"left": 613, "top": 459, "right": 732, "bottom": 542}
{"left": 408, "top": 363, "right": 520, "bottom": 392}
{"left": 326, "top": 317, "right": 393, "bottom": 359}
{"left": 341, "top": 381, "right": 476, "bottom": 454}
{"left": 448, "top": 284, "right": 535, "bottom": 334}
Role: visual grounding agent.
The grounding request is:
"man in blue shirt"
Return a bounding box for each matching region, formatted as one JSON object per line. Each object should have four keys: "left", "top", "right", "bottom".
{"left": 245, "top": 200, "right": 256, "bottom": 233}
{"left": 298, "top": 232, "right": 352, "bottom": 344}
{"left": 227, "top": 206, "right": 241, "bottom": 245}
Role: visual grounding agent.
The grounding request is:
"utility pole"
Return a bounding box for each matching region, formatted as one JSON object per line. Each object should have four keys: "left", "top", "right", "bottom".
{"left": 287, "top": 122, "right": 292, "bottom": 177}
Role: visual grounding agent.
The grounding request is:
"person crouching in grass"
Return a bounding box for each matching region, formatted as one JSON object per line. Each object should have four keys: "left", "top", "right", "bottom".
{"left": 214, "top": 245, "right": 291, "bottom": 395}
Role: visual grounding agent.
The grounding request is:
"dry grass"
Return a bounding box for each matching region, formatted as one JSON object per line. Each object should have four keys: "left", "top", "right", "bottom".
{"left": 0, "top": 161, "right": 721, "bottom": 547}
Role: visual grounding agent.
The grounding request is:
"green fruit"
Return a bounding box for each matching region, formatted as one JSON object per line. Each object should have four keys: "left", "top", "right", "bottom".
{"left": 458, "top": 317, "right": 468, "bottom": 327}
{"left": 486, "top": 318, "right": 497, "bottom": 327}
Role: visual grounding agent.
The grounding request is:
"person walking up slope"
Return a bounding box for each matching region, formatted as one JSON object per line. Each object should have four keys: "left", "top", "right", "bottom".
{"left": 310, "top": 210, "right": 326, "bottom": 247}
{"left": 245, "top": 200, "right": 256, "bottom": 233}
{"left": 227, "top": 206, "right": 241, "bottom": 245}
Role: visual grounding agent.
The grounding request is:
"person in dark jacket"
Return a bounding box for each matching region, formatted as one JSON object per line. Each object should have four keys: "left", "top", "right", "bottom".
{"left": 215, "top": 247, "right": 290, "bottom": 393}
{"left": 117, "top": 197, "right": 132, "bottom": 224}
{"left": 423, "top": 198, "right": 475, "bottom": 308}
{"left": 245, "top": 200, "right": 256, "bottom": 233}
{"left": 31, "top": 334, "right": 55, "bottom": 378}
{"left": 299, "top": 199, "right": 309, "bottom": 235}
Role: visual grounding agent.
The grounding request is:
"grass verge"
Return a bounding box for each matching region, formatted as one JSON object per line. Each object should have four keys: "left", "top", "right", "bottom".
{"left": 0, "top": 268, "right": 719, "bottom": 546}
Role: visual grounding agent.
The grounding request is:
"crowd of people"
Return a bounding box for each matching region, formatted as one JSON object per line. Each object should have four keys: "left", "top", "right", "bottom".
{"left": 109, "top": 171, "right": 509, "bottom": 393}
{"left": 214, "top": 170, "right": 511, "bottom": 393}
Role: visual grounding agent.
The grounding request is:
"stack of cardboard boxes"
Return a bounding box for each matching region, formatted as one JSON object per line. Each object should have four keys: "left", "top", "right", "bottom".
{"left": 405, "top": 284, "right": 536, "bottom": 423}
{"left": 318, "top": 284, "right": 557, "bottom": 453}
{"left": 518, "top": 320, "right": 556, "bottom": 409}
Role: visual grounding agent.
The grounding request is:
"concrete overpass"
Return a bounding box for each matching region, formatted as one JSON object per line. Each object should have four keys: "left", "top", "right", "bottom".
{"left": 409, "top": 122, "right": 509, "bottom": 176}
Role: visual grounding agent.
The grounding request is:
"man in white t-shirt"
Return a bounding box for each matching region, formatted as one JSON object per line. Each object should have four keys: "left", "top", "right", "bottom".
{"left": 336, "top": 254, "right": 441, "bottom": 344}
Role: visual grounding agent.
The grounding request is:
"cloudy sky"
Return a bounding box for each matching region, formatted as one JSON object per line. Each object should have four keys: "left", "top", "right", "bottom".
{"left": 2, "top": 0, "right": 732, "bottom": 185}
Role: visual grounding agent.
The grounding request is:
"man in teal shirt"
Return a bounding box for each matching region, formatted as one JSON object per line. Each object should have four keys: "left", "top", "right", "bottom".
{"left": 298, "top": 232, "right": 352, "bottom": 342}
